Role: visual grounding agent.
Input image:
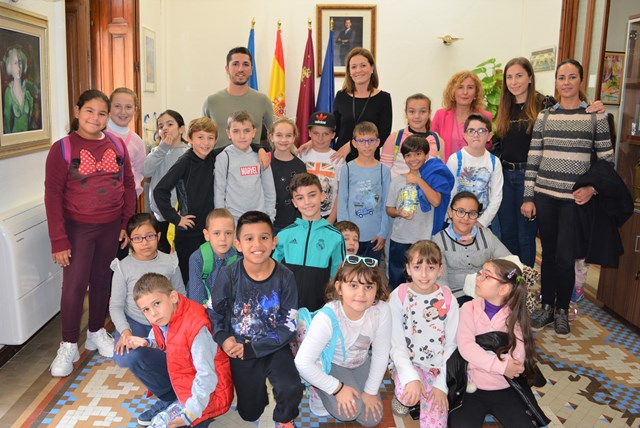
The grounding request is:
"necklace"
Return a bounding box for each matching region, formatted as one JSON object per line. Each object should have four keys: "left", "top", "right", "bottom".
{"left": 352, "top": 90, "right": 373, "bottom": 124}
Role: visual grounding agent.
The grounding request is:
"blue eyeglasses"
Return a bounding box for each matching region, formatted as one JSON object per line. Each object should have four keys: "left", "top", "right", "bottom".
{"left": 353, "top": 138, "right": 379, "bottom": 146}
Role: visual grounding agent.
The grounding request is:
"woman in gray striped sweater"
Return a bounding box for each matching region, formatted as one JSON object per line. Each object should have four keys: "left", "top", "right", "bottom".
{"left": 521, "top": 59, "right": 613, "bottom": 338}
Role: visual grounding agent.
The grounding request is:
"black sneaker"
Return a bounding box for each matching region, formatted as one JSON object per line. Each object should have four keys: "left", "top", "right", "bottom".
{"left": 137, "top": 399, "right": 173, "bottom": 426}
{"left": 531, "top": 304, "right": 554, "bottom": 331}
{"left": 554, "top": 309, "right": 571, "bottom": 338}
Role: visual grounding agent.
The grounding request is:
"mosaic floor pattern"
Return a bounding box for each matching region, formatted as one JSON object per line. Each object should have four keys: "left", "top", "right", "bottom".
{"left": 5, "top": 298, "right": 640, "bottom": 428}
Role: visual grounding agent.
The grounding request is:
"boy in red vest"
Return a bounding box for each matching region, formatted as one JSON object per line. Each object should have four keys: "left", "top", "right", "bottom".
{"left": 127, "top": 273, "right": 233, "bottom": 427}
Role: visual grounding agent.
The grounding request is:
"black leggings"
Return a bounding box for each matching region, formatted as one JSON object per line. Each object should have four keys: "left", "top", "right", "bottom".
{"left": 448, "top": 387, "right": 538, "bottom": 427}
{"left": 535, "top": 193, "right": 576, "bottom": 310}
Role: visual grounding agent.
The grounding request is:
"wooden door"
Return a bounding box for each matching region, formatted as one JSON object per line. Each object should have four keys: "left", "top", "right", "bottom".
{"left": 65, "top": 0, "right": 92, "bottom": 123}
{"left": 65, "top": 0, "right": 141, "bottom": 134}
{"left": 90, "top": 0, "right": 141, "bottom": 134}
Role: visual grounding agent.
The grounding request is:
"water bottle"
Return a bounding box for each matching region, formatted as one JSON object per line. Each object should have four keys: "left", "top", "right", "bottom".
{"left": 149, "top": 402, "right": 184, "bottom": 428}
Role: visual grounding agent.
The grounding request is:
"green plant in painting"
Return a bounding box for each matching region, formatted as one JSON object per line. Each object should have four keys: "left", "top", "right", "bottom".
{"left": 473, "top": 58, "right": 503, "bottom": 125}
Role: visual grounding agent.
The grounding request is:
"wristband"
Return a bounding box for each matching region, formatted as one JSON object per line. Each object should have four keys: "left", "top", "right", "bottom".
{"left": 333, "top": 382, "right": 344, "bottom": 396}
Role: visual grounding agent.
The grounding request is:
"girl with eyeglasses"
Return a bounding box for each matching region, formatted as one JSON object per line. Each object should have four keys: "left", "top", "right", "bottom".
{"left": 448, "top": 259, "right": 549, "bottom": 427}
{"left": 295, "top": 256, "right": 391, "bottom": 426}
{"left": 109, "top": 213, "right": 185, "bottom": 392}
{"left": 432, "top": 192, "right": 510, "bottom": 306}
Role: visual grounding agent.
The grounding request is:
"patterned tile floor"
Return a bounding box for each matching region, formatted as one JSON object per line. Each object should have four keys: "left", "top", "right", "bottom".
{"left": 1, "top": 296, "right": 638, "bottom": 428}
{"left": 1, "top": 255, "right": 639, "bottom": 428}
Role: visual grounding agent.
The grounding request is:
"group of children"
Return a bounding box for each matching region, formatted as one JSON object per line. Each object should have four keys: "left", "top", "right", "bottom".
{"left": 43, "top": 87, "right": 547, "bottom": 427}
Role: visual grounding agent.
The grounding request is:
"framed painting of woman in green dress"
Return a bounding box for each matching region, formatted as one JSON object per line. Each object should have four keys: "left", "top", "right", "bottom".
{"left": 0, "top": 3, "right": 50, "bottom": 159}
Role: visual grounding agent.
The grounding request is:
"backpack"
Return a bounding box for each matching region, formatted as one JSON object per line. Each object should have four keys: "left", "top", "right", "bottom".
{"left": 455, "top": 150, "right": 496, "bottom": 177}
{"left": 60, "top": 131, "right": 126, "bottom": 179}
{"left": 397, "top": 283, "right": 453, "bottom": 314}
{"left": 198, "top": 242, "right": 238, "bottom": 305}
{"left": 291, "top": 306, "right": 346, "bottom": 376}
{"left": 392, "top": 129, "right": 442, "bottom": 161}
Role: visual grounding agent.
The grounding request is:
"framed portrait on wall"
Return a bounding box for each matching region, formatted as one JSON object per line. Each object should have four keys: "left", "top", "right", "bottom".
{"left": 142, "top": 27, "right": 156, "bottom": 92}
{"left": 598, "top": 51, "right": 625, "bottom": 105}
{"left": 316, "top": 4, "right": 377, "bottom": 77}
{"left": 0, "top": 3, "right": 50, "bottom": 159}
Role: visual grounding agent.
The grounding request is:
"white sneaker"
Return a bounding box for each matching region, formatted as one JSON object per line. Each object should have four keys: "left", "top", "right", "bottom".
{"left": 85, "top": 328, "right": 114, "bottom": 358}
{"left": 308, "top": 386, "right": 329, "bottom": 417}
{"left": 50, "top": 342, "right": 80, "bottom": 377}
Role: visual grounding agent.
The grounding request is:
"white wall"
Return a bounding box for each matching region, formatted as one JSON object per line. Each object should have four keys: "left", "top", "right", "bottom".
{"left": 0, "top": 0, "right": 571, "bottom": 214}
{"left": 0, "top": 0, "right": 68, "bottom": 210}
{"left": 139, "top": 0, "right": 166, "bottom": 142}
{"left": 140, "top": 0, "right": 562, "bottom": 133}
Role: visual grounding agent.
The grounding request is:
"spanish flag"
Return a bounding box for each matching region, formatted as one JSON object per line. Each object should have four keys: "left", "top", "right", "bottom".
{"left": 269, "top": 24, "right": 286, "bottom": 117}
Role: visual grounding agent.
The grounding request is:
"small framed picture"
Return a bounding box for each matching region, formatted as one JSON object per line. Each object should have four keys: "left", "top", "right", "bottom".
{"left": 142, "top": 27, "right": 156, "bottom": 92}
{"left": 598, "top": 51, "right": 625, "bottom": 105}
{"left": 530, "top": 47, "right": 556, "bottom": 73}
{"left": 316, "top": 4, "right": 377, "bottom": 77}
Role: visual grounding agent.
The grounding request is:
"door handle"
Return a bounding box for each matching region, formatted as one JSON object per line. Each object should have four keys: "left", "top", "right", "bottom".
{"left": 636, "top": 235, "right": 640, "bottom": 253}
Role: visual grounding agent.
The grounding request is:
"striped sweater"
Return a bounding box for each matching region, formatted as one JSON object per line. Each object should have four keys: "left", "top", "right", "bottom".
{"left": 524, "top": 105, "right": 613, "bottom": 202}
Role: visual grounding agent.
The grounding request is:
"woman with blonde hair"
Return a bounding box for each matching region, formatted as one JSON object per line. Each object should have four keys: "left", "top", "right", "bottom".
{"left": 431, "top": 71, "right": 492, "bottom": 162}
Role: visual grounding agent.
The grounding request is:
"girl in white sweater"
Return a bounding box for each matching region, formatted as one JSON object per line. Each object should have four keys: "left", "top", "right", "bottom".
{"left": 294, "top": 255, "right": 392, "bottom": 427}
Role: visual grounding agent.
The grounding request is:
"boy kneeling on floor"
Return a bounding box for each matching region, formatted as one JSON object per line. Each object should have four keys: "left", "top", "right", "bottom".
{"left": 126, "top": 272, "right": 233, "bottom": 427}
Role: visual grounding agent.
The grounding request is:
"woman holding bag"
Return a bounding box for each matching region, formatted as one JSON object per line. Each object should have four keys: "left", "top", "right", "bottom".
{"left": 495, "top": 57, "right": 604, "bottom": 268}
{"left": 521, "top": 59, "right": 613, "bottom": 338}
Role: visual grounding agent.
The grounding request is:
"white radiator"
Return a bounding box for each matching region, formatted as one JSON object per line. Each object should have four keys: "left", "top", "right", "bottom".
{"left": 0, "top": 200, "right": 62, "bottom": 345}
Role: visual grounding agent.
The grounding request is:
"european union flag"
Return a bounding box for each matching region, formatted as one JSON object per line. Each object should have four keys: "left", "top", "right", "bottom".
{"left": 248, "top": 27, "right": 258, "bottom": 90}
{"left": 316, "top": 30, "right": 334, "bottom": 112}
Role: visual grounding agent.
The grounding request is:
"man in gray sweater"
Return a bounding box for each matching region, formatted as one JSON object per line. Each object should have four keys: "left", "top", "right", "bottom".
{"left": 203, "top": 47, "right": 274, "bottom": 149}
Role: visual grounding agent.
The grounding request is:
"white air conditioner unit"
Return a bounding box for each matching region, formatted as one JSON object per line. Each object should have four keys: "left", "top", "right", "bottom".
{"left": 0, "top": 200, "right": 62, "bottom": 345}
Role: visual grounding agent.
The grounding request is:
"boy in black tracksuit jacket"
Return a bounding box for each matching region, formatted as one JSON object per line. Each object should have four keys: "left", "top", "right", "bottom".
{"left": 154, "top": 117, "right": 266, "bottom": 285}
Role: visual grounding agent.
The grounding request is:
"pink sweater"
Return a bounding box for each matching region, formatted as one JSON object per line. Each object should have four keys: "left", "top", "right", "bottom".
{"left": 379, "top": 126, "right": 441, "bottom": 178}
{"left": 431, "top": 108, "right": 493, "bottom": 162}
{"left": 456, "top": 298, "right": 525, "bottom": 391}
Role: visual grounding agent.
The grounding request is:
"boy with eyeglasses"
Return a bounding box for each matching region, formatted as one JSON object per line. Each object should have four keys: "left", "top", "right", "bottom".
{"left": 337, "top": 121, "right": 391, "bottom": 261}
{"left": 445, "top": 113, "right": 503, "bottom": 228}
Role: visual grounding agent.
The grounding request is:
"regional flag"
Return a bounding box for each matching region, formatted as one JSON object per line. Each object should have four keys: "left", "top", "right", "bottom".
{"left": 269, "top": 25, "right": 286, "bottom": 117}
{"left": 316, "top": 28, "right": 335, "bottom": 112}
{"left": 295, "top": 27, "right": 315, "bottom": 146}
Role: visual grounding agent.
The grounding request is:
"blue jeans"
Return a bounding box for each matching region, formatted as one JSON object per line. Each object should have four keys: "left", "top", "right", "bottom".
{"left": 357, "top": 240, "right": 383, "bottom": 262}
{"left": 113, "top": 315, "right": 176, "bottom": 402}
{"left": 498, "top": 168, "right": 538, "bottom": 266}
{"left": 388, "top": 240, "right": 411, "bottom": 290}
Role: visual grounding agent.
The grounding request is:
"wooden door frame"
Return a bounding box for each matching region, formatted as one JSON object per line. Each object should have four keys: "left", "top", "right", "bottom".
{"left": 65, "top": 0, "right": 142, "bottom": 135}
{"left": 559, "top": 0, "right": 611, "bottom": 96}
